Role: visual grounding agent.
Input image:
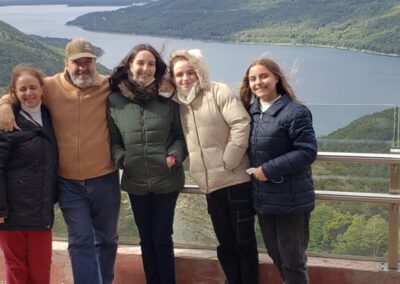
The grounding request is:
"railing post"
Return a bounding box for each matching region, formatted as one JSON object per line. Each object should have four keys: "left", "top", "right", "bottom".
{"left": 390, "top": 164, "right": 400, "bottom": 194}
{"left": 388, "top": 203, "right": 399, "bottom": 270}
{"left": 388, "top": 163, "right": 399, "bottom": 270}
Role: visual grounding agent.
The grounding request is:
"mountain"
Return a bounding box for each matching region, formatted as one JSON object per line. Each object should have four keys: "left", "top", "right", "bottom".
{"left": 0, "top": 0, "right": 134, "bottom": 6}
{"left": 0, "top": 21, "right": 109, "bottom": 89}
{"left": 0, "top": 20, "right": 64, "bottom": 88}
{"left": 67, "top": 0, "right": 400, "bottom": 56}
{"left": 318, "top": 107, "right": 396, "bottom": 153}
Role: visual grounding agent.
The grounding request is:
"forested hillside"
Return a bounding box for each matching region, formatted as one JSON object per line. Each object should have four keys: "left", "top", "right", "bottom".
{"left": 67, "top": 0, "right": 400, "bottom": 55}
{"left": 0, "top": 21, "right": 64, "bottom": 88}
{"left": 0, "top": 0, "right": 134, "bottom": 6}
{"left": 308, "top": 107, "right": 395, "bottom": 256}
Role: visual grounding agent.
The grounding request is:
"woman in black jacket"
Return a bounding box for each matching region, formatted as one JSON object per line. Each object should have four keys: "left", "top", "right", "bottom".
{"left": 240, "top": 57, "right": 317, "bottom": 284}
{"left": 0, "top": 64, "right": 58, "bottom": 284}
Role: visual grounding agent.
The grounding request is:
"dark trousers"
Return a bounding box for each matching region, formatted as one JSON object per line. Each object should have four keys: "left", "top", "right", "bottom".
{"left": 207, "top": 182, "right": 259, "bottom": 284}
{"left": 58, "top": 171, "right": 121, "bottom": 284}
{"left": 129, "top": 191, "right": 179, "bottom": 284}
{"left": 258, "top": 212, "right": 311, "bottom": 284}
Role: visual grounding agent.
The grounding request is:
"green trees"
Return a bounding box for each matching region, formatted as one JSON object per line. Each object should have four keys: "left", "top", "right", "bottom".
{"left": 310, "top": 203, "right": 388, "bottom": 257}
{"left": 67, "top": 0, "right": 400, "bottom": 55}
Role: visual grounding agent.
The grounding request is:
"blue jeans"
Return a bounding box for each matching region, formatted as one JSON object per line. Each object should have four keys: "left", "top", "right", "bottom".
{"left": 258, "top": 212, "right": 310, "bottom": 284}
{"left": 207, "top": 183, "right": 259, "bottom": 284}
{"left": 58, "top": 171, "right": 121, "bottom": 284}
{"left": 129, "top": 191, "right": 179, "bottom": 284}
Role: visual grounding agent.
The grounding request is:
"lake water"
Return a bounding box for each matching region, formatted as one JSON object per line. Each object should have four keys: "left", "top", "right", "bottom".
{"left": 1, "top": 4, "right": 400, "bottom": 136}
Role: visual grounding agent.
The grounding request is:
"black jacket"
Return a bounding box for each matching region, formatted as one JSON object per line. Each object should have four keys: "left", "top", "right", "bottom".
{"left": 249, "top": 95, "right": 317, "bottom": 215}
{"left": 0, "top": 106, "right": 58, "bottom": 230}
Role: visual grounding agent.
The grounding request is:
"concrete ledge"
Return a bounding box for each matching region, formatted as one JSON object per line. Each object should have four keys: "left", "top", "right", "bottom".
{"left": 1, "top": 241, "right": 399, "bottom": 283}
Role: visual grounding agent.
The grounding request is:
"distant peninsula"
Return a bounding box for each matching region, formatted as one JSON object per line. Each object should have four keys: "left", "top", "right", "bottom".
{"left": 0, "top": 0, "right": 399, "bottom": 56}
{"left": 0, "top": 0, "right": 137, "bottom": 6}
{"left": 64, "top": 0, "right": 400, "bottom": 56}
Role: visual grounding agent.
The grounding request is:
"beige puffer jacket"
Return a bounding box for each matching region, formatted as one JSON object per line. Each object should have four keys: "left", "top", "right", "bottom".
{"left": 170, "top": 49, "right": 250, "bottom": 193}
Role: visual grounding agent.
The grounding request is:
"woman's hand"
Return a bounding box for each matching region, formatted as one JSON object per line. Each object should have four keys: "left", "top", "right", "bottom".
{"left": 159, "top": 78, "right": 175, "bottom": 97}
{"left": 0, "top": 217, "right": 5, "bottom": 224}
{"left": 166, "top": 155, "right": 176, "bottom": 168}
{"left": 254, "top": 166, "right": 268, "bottom": 181}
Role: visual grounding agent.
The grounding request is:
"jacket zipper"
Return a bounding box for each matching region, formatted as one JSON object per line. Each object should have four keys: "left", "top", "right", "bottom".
{"left": 190, "top": 105, "right": 209, "bottom": 193}
{"left": 141, "top": 107, "right": 152, "bottom": 192}
{"left": 254, "top": 112, "right": 263, "bottom": 205}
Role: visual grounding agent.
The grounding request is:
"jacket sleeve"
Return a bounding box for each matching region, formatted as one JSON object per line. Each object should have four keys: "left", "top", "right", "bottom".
{"left": 216, "top": 84, "right": 250, "bottom": 170}
{"left": 107, "top": 105, "right": 126, "bottom": 169}
{"left": 166, "top": 102, "right": 188, "bottom": 164}
{"left": 0, "top": 132, "right": 11, "bottom": 217}
{"left": 262, "top": 104, "right": 317, "bottom": 179}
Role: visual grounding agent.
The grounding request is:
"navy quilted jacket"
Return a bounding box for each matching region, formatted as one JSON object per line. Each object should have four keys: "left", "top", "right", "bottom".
{"left": 249, "top": 94, "right": 317, "bottom": 214}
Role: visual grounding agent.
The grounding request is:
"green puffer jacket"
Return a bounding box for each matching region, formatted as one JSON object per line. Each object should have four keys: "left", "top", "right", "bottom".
{"left": 108, "top": 91, "right": 187, "bottom": 195}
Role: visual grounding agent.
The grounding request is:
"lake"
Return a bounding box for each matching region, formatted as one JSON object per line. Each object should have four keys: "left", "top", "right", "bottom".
{"left": 1, "top": 4, "right": 400, "bottom": 136}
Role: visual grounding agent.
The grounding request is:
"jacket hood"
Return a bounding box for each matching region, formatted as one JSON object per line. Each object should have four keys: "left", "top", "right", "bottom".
{"left": 169, "top": 49, "right": 209, "bottom": 91}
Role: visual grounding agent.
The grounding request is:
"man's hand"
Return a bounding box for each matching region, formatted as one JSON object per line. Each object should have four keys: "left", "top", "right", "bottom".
{"left": 0, "top": 217, "right": 5, "bottom": 224}
{"left": 0, "top": 103, "right": 19, "bottom": 132}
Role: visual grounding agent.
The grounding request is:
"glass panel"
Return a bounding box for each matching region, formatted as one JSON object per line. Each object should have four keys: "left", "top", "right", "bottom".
{"left": 308, "top": 201, "right": 388, "bottom": 259}
{"left": 312, "top": 161, "right": 389, "bottom": 193}
{"left": 308, "top": 104, "right": 397, "bottom": 153}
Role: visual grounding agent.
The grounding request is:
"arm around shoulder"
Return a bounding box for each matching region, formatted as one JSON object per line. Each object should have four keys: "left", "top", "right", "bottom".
{"left": 0, "top": 95, "right": 19, "bottom": 132}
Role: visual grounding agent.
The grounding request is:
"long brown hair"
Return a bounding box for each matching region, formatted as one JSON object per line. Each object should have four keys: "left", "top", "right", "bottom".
{"left": 9, "top": 64, "right": 45, "bottom": 108}
{"left": 239, "top": 57, "right": 299, "bottom": 110}
{"left": 109, "top": 44, "right": 166, "bottom": 92}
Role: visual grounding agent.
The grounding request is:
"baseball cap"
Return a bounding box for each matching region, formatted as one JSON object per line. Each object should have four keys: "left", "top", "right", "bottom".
{"left": 65, "top": 38, "right": 97, "bottom": 60}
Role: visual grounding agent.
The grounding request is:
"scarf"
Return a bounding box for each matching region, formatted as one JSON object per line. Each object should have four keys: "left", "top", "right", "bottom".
{"left": 118, "top": 73, "right": 159, "bottom": 105}
{"left": 176, "top": 82, "right": 200, "bottom": 105}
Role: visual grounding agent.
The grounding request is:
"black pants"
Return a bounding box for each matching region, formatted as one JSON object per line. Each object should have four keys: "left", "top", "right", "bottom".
{"left": 206, "top": 182, "right": 259, "bottom": 284}
{"left": 129, "top": 191, "right": 179, "bottom": 284}
{"left": 258, "top": 212, "right": 311, "bottom": 284}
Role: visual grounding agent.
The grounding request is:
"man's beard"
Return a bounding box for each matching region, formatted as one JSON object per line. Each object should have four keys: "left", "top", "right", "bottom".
{"left": 70, "top": 72, "right": 95, "bottom": 88}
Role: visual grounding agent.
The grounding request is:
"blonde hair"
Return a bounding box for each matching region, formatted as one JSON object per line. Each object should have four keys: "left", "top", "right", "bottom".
{"left": 239, "top": 57, "right": 299, "bottom": 110}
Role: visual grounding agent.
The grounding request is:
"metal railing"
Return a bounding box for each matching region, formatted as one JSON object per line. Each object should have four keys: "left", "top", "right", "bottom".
{"left": 182, "top": 151, "right": 400, "bottom": 271}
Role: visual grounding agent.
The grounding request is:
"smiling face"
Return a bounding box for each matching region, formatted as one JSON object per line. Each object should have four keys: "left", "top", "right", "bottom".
{"left": 15, "top": 73, "right": 43, "bottom": 108}
{"left": 248, "top": 64, "right": 279, "bottom": 103}
{"left": 129, "top": 50, "right": 156, "bottom": 86}
{"left": 172, "top": 59, "right": 198, "bottom": 92}
{"left": 65, "top": 57, "right": 96, "bottom": 88}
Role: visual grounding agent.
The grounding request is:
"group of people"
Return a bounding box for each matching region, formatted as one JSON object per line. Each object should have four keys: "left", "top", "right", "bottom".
{"left": 0, "top": 37, "right": 317, "bottom": 284}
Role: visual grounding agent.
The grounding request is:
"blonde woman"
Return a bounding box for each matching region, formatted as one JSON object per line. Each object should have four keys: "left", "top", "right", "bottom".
{"left": 169, "top": 49, "right": 259, "bottom": 284}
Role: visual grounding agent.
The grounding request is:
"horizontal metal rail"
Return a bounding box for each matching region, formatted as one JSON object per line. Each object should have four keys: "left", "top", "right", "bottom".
{"left": 182, "top": 151, "right": 400, "bottom": 271}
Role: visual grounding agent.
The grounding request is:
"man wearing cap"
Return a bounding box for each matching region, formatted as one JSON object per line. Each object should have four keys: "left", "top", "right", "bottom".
{"left": 0, "top": 38, "right": 120, "bottom": 284}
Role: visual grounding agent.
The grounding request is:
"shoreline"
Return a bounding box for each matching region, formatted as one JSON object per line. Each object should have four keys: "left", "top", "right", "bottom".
{"left": 72, "top": 24, "right": 400, "bottom": 59}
